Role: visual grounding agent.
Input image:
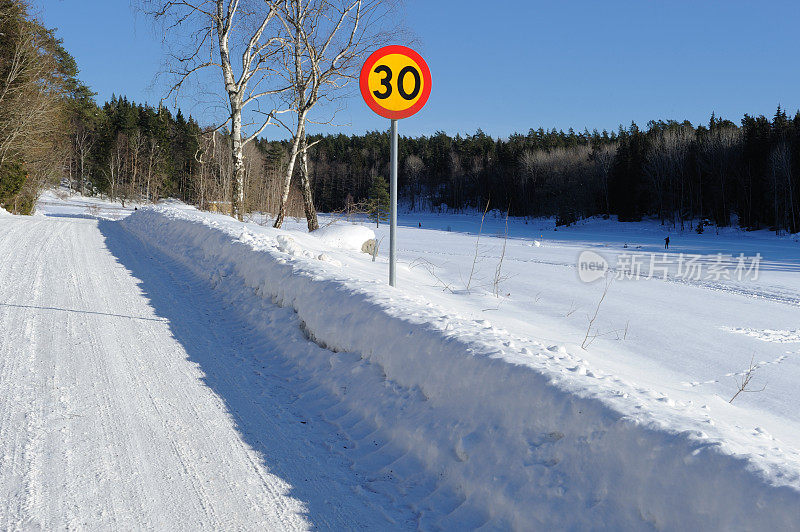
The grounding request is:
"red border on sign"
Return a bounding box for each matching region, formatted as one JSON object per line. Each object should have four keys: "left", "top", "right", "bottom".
{"left": 360, "top": 45, "right": 432, "bottom": 120}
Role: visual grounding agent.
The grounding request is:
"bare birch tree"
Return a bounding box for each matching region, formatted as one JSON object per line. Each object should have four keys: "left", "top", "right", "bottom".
{"left": 770, "top": 142, "right": 796, "bottom": 234}
{"left": 591, "top": 144, "right": 616, "bottom": 217}
{"left": 74, "top": 124, "right": 94, "bottom": 195}
{"left": 404, "top": 154, "right": 424, "bottom": 210}
{"left": 108, "top": 133, "right": 126, "bottom": 204}
{"left": 142, "top": 0, "right": 290, "bottom": 219}
{"left": 271, "top": 0, "right": 402, "bottom": 230}
{"left": 698, "top": 126, "right": 741, "bottom": 226}
{"left": 128, "top": 131, "right": 145, "bottom": 199}
{"left": 645, "top": 127, "right": 692, "bottom": 227}
{"left": 145, "top": 137, "right": 162, "bottom": 202}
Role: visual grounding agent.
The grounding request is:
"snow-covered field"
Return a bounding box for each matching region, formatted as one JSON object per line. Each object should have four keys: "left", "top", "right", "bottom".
{"left": 2, "top": 189, "right": 800, "bottom": 529}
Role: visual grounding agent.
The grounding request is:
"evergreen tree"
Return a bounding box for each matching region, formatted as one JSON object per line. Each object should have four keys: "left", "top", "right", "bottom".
{"left": 367, "top": 176, "right": 390, "bottom": 227}
{"left": 0, "top": 161, "right": 27, "bottom": 209}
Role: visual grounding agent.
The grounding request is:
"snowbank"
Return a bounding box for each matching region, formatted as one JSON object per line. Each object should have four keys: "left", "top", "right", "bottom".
{"left": 0, "top": 206, "right": 11, "bottom": 217}
{"left": 122, "top": 206, "right": 800, "bottom": 529}
{"left": 311, "top": 223, "right": 375, "bottom": 251}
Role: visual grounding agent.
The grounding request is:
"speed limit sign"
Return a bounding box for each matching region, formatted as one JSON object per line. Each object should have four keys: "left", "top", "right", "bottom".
{"left": 360, "top": 45, "right": 431, "bottom": 288}
{"left": 360, "top": 45, "right": 431, "bottom": 120}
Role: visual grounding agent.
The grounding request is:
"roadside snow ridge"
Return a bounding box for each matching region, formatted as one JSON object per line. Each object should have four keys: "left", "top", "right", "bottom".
{"left": 122, "top": 205, "right": 800, "bottom": 530}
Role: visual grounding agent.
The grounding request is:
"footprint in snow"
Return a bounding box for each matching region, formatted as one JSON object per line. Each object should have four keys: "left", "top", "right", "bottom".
{"left": 720, "top": 326, "right": 800, "bottom": 344}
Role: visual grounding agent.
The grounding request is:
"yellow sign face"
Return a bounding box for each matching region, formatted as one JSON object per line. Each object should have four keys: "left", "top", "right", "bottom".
{"left": 366, "top": 54, "right": 426, "bottom": 113}
{"left": 360, "top": 45, "right": 432, "bottom": 120}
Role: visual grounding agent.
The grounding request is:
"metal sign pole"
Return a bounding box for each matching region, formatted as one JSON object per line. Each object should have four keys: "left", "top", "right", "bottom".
{"left": 389, "top": 119, "right": 398, "bottom": 287}
{"left": 360, "top": 46, "right": 429, "bottom": 287}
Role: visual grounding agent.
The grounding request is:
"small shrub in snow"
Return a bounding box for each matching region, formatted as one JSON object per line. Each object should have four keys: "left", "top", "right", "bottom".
{"left": 582, "top": 275, "right": 613, "bottom": 349}
{"left": 729, "top": 354, "right": 766, "bottom": 403}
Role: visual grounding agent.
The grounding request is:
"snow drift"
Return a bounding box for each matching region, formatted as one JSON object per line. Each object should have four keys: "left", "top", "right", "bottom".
{"left": 311, "top": 223, "right": 375, "bottom": 251}
{"left": 122, "top": 206, "right": 800, "bottom": 529}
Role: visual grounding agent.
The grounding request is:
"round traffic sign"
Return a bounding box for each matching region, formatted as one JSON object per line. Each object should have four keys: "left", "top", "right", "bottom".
{"left": 360, "top": 45, "right": 431, "bottom": 120}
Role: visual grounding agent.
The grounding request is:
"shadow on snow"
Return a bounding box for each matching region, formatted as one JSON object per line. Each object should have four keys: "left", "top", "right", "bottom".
{"left": 95, "top": 218, "right": 413, "bottom": 530}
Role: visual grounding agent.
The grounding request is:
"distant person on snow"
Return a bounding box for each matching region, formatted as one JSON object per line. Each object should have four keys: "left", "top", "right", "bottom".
{"left": 664, "top": 236, "right": 670, "bottom": 249}
{"left": 418, "top": 222, "right": 421, "bottom": 228}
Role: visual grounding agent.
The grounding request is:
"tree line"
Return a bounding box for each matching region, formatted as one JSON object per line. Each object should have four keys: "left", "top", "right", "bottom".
{"left": 4, "top": 0, "right": 799, "bottom": 236}
{"left": 65, "top": 95, "right": 203, "bottom": 205}
{"left": 63, "top": 94, "right": 316, "bottom": 218}
{"left": 304, "top": 110, "right": 800, "bottom": 235}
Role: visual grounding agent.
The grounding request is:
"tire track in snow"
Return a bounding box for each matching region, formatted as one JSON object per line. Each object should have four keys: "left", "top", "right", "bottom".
{"left": 0, "top": 219, "right": 62, "bottom": 529}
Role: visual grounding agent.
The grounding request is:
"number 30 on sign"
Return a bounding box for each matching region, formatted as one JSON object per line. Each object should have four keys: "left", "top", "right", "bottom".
{"left": 360, "top": 45, "right": 431, "bottom": 120}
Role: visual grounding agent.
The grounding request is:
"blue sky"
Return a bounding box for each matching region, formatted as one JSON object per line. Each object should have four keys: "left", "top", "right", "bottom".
{"left": 37, "top": 0, "right": 800, "bottom": 139}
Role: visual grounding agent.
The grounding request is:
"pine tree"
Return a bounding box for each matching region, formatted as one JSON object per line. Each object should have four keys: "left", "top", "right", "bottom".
{"left": 367, "top": 176, "right": 390, "bottom": 227}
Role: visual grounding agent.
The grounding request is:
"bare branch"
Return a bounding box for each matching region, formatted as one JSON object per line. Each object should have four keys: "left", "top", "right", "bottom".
{"left": 582, "top": 275, "right": 613, "bottom": 350}
{"left": 729, "top": 355, "right": 767, "bottom": 403}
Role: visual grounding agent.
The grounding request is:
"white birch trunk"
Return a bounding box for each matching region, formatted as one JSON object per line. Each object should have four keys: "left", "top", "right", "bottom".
{"left": 230, "top": 106, "right": 245, "bottom": 219}
{"left": 298, "top": 132, "right": 318, "bottom": 231}
{"left": 273, "top": 110, "right": 306, "bottom": 228}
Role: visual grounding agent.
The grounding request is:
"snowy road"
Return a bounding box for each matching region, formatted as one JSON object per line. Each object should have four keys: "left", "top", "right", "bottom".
{"left": 6, "top": 191, "right": 800, "bottom": 529}
{"left": 0, "top": 215, "right": 414, "bottom": 530}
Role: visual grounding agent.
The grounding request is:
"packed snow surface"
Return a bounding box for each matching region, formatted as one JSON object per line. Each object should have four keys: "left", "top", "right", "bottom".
{"left": 0, "top": 203, "right": 423, "bottom": 530}
{"left": 3, "top": 189, "right": 800, "bottom": 529}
